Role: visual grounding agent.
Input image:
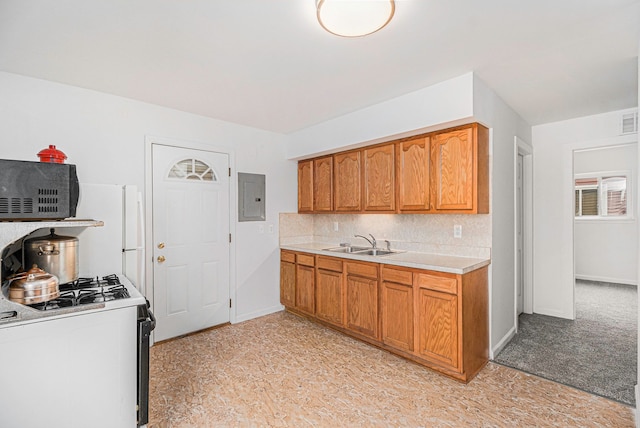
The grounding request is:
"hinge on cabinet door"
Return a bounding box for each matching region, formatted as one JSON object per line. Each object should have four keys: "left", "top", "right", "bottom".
{"left": 229, "top": 167, "right": 231, "bottom": 177}
{"left": 229, "top": 299, "right": 232, "bottom": 308}
{"left": 229, "top": 233, "right": 232, "bottom": 243}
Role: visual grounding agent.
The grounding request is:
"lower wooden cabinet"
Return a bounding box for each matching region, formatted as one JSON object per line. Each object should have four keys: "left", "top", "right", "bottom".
{"left": 381, "top": 280, "right": 413, "bottom": 351}
{"left": 280, "top": 252, "right": 296, "bottom": 307}
{"left": 345, "top": 266, "right": 379, "bottom": 340}
{"left": 315, "top": 256, "right": 344, "bottom": 327}
{"left": 280, "top": 250, "right": 488, "bottom": 383}
{"left": 416, "top": 288, "right": 458, "bottom": 369}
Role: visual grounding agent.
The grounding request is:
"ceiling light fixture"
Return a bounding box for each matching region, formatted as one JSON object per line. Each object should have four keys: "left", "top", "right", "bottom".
{"left": 316, "top": 0, "right": 395, "bottom": 38}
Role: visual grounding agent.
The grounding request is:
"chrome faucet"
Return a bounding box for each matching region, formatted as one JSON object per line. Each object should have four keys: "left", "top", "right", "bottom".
{"left": 354, "top": 234, "right": 377, "bottom": 249}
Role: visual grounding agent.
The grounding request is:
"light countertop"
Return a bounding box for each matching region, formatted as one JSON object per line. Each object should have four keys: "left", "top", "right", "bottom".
{"left": 280, "top": 242, "right": 490, "bottom": 274}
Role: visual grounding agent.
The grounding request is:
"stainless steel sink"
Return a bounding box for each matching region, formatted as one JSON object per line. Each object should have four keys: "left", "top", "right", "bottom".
{"left": 323, "top": 246, "right": 400, "bottom": 256}
{"left": 323, "top": 246, "right": 370, "bottom": 253}
{"left": 353, "top": 249, "right": 394, "bottom": 256}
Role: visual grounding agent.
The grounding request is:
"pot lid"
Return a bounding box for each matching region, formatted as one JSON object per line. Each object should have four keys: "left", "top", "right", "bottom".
{"left": 37, "top": 145, "right": 67, "bottom": 163}
{"left": 24, "top": 228, "right": 78, "bottom": 245}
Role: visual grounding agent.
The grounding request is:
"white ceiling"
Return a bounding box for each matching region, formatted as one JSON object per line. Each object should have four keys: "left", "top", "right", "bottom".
{"left": 0, "top": 0, "right": 638, "bottom": 134}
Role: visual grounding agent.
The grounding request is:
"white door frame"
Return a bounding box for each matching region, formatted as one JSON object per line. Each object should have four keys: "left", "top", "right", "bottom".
{"left": 514, "top": 136, "right": 534, "bottom": 331}
{"left": 144, "top": 135, "right": 237, "bottom": 345}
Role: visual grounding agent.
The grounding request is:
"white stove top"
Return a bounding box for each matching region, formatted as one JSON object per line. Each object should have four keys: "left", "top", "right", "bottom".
{"left": 0, "top": 273, "right": 146, "bottom": 328}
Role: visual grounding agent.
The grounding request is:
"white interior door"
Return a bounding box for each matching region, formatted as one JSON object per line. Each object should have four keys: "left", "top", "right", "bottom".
{"left": 152, "top": 144, "right": 230, "bottom": 342}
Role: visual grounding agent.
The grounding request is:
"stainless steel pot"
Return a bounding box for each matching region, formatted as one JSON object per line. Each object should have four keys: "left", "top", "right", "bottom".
{"left": 23, "top": 228, "right": 78, "bottom": 284}
{"left": 8, "top": 265, "right": 60, "bottom": 305}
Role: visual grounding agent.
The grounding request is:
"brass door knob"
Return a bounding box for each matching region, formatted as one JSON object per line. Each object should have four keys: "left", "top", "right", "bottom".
{"left": 157, "top": 242, "right": 165, "bottom": 249}
{"left": 157, "top": 255, "right": 166, "bottom": 263}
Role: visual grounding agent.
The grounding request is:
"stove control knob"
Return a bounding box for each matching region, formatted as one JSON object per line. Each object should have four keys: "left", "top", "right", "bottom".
{"left": 157, "top": 255, "right": 166, "bottom": 263}
{"left": 157, "top": 242, "right": 165, "bottom": 249}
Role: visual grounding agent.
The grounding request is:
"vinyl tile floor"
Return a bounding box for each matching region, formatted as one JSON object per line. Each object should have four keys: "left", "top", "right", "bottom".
{"left": 149, "top": 311, "right": 635, "bottom": 427}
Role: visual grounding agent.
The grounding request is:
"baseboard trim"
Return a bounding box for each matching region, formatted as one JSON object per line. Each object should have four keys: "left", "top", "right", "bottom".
{"left": 491, "top": 326, "right": 516, "bottom": 360}
{"left": 575, "top": 274, "right": 637, "bottom": 286}
{"left": 234, "top": 304, "right": 284, "bottom": 323}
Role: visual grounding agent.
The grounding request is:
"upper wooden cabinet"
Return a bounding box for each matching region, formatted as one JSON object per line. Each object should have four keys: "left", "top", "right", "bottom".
{"left": 431, "top": 124, "right": 489, "bottom": 213}
{"left": 296, "top": 122, "right": 488, "bottom": 214}
{"left": 297, "top": 160, "right": 313, "bottom": 213}
{"left": 397, "top": 137, "right": 430, "bottom": 212}
{"left": 334, "top": 151, "right": 362, "bottom": 212}
{"left": 313, "top": 156, "right": 333, "bottom": 212}
{"left": 363, "top": 143, "right": 395, "bottom": 212}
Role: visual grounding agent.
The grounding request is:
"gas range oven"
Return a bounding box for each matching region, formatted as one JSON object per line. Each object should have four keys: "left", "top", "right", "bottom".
{"left": 0, "top": 271, "right": 153, "bottom": 428}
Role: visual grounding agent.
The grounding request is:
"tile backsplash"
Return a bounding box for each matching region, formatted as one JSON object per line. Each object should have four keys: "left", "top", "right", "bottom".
{"left": 280, "top": 213, "right": 491, "bottom": 259}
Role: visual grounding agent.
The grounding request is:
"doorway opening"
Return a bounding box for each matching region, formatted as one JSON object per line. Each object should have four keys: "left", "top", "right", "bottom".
{"left": 514, "top": 137, "right": 533, "bottom": 331}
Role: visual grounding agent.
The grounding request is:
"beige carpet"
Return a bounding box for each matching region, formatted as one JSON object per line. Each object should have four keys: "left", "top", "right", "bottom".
{"left": 149, "top": 311, "right": 634, "bottom": 427}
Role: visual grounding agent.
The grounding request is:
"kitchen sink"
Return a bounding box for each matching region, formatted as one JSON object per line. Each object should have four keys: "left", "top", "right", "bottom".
{"left": 353, "top": 249, "right": 394, "bottom": 256}
{"left": 323, "top": 246, "right": 370, "bottom": 253}
{"left": 322, "top": 246, "right": 400, "bottom": 256}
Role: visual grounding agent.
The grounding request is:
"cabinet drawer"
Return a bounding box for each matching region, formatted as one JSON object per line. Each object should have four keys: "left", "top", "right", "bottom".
{"left": 296, "top": 253, "right": 315, "bottom": 267}
{"left": 416, "top": 272, "right": 457, "bottom": 294}
{"left": 381, "top": 266, "right": 413, "bottom": 286}
{"left": 346, "top": 261, "right": 378, "bottom": 279}
{"left": 281, "top": 251, "right": 295, "bottom": 264}
{"left": 317, "top": 256, "right": 343, "bottom": 272}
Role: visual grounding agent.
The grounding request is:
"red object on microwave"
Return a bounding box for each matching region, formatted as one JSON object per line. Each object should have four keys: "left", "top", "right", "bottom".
{"left": 37, "top": 145, "right": 67, "bottom": 163}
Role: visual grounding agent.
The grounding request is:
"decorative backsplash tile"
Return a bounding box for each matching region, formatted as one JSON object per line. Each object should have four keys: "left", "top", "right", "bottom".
{"left": 279, "top": 213, "right": 491, "bottom": 259}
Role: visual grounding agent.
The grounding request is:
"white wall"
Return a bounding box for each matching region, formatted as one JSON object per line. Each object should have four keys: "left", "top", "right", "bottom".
{"left": 574, "top": 144, "right": 638, "bottom": 285}
{"left": 472, "top": 75, "right": 532, "bottom": 356}
{"left": 285, "top": 73, "right": 475, "bottom": 159}
{"left": 0, "top": 71, "right": 297, "bottom": 323}
{"left": 532, "top": 108, "right": 638, "bottom": 319}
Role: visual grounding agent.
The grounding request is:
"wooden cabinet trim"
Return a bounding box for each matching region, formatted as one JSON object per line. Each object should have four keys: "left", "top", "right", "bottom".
{"left": 416, "top": 272, "right": 458, "bottom": 295}
{"left": 381, "top": 265, "right": 413, "bottom": 286}
{"left": 317, "top": 256, "right": 343, "bottom": 272}
{"left": 280, "top": 250, "right": 296, "bottom": 264}
{"left": 296, "top": 253, "right": 315, "bottom": 267}
{"left": 346, "top": 261, "right": 379, "bottom": 279}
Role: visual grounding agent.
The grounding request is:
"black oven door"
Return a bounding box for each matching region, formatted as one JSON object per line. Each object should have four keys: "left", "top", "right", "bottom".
{"left": 137, "top": 300, "right": 156, "bottom": 427}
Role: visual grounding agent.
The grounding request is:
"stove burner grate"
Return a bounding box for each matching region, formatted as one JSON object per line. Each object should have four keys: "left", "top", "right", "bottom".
{"left": 28, "top": 274, "right": 130, "bottom": 311}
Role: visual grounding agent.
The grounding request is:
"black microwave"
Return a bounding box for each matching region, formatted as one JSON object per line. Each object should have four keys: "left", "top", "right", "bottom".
{"left": 0, "top": 159, "right": 79, "bottom": 220}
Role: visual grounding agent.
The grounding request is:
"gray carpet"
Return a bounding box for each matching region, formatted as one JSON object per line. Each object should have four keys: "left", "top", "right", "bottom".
{"left": 494, "top": 280, "right": 637, "bottom": 406}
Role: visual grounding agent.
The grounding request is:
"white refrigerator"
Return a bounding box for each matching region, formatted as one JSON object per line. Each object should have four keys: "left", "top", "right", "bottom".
{"left": 72, "top": 183, "right": 146, "bottom": 295}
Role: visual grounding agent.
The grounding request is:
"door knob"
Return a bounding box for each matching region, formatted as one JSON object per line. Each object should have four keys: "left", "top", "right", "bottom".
{"left": 157, "top": 255, "right": 166, "bottom": 263}
{"left": 157, "top": 242, "right": 165, "bottom": 249}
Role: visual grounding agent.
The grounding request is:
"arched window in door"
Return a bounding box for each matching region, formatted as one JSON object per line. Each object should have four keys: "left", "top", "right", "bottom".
{"left": 168, "top": 158, "right": 218, "bottom": 182}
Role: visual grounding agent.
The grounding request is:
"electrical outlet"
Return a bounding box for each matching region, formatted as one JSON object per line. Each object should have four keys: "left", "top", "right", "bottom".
{"left": 333, "top": 222, "right": 339, "bottom": 232}
{"left": 454, "top": 225, "right": 462, "bottom": 238}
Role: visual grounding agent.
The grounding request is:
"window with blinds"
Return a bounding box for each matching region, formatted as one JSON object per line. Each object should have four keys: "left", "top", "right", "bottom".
{"left": 574, "top": 173, "right": 630, "bottom": 219}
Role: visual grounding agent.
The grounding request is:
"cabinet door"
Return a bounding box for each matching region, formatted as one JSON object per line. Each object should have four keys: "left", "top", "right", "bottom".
{"left": 313, "top": 156, "right": 333, "bottom": 212}
{"left": 381, "top": 281, "right": 413, "bottom": 351}
{"left": 363, "top": 144, "right": 395, "bottom": 211}
{"left": 431, "top": 127, "right": 474, "bottom": 211}
{"left": 398, "top": 137, "right": 430, "bottom": 212}
{"left": 416, "top": 288, "right": 459, "bottom": 370}
{"left": 297, "top": 160, "right": 313, "bottom": 213}
{"left": 316, "top": 269, "right": 344, "bottom": 326}
{"left": 280, "top": 260, "right": 296, "bottom": 307}
{"left": 346, "top": 274, "right": 378, "bottom": 339}
{"left": 296, "top": 264, "right": 315, "bottom": 315}
{"left": 334, "top": 151, "right": 361, "bottom": 212}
